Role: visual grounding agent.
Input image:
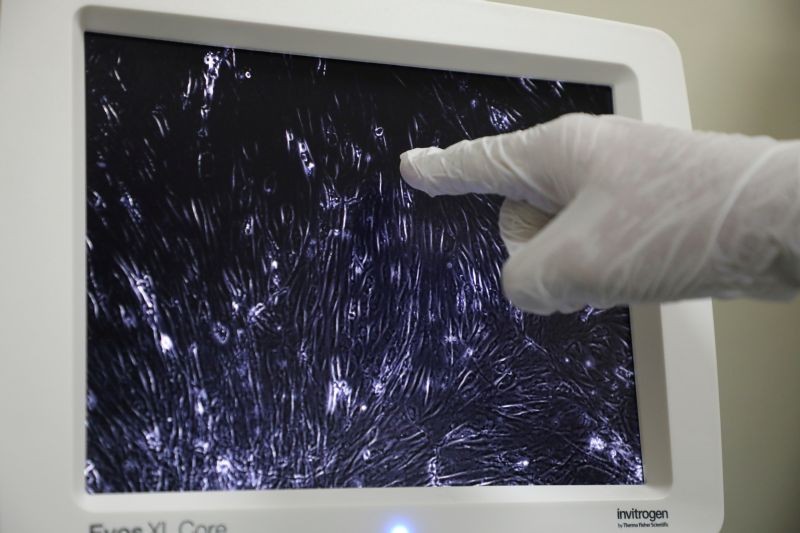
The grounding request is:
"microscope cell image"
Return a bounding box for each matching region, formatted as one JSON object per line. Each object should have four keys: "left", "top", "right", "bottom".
{"left": 84, "top": 32, "right": 642, "bottom": 492}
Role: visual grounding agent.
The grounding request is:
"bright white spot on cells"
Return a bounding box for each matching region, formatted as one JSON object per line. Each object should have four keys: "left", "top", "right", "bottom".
{"left": 195, "top": 389, "right": 208, "bottom": 416}
{"left": 243, "top": 216, "right": 254, "bottom": 236}
{"left": 633, "top": 464, "right": 644, "bottom": 482}
{"left": 247, "top": 303, "right": 266, "bottom": 325}
{"left": 144, "top": 426, "right": 162, "bottom": 450}
{"left": 204, "top": 51, "right": 219, "bottom": 68}
{"left": 443, "top": 334, "right": 458, "bottom": 344}
{"left": 373, "top": 381, "right": 385, "bottom": 395}
{"left": 374, "top": 126, "right": 384, "bottom": 137}
{"left": 216, "top": 456, "right": 232, "bottom": 474}
{"left": 296, "top": 139, "right": 315, "bottom": 174}
{"left": 360, "top": 404, "right": 368, "bottom": 412}
{"left": 589, "top": 435, "right": 606, "bottom": 452}
{"left": 488, "top": 105, "right": 515, "bottom": 132}
{"left": 202, "top": 51, "right": 222, "bottom": 101}
{"left": 361, "top": 449, "right": 371, "bottom": 461}
{"left": 300, "top": 153, "right": 314, "bottom": 172}
{"left": 270, "top": 260, "right": 279, "bottom": 269}
{"left": 211, "top": 321, "right": 229, "bottom": 345}
{"left": 334, "top": 380, "right": 351, "bottom": 396}
{"left": 514, "top": 458, "right": 530, "bottom": 470}
{"left": 326, "top": 379, "right": 352, "bottom": 414}
{"left": 159, "top": 333, "right": 174, "bottom": 352}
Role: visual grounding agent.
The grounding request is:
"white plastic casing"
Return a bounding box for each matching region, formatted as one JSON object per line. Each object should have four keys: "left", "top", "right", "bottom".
{"left": 0, "top": 0, "right": 723, "bottom": 532}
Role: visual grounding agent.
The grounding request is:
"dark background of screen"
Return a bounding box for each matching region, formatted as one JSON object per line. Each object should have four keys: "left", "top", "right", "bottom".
{"left": 85, "top": 32, "right": 642, "bottom": 492}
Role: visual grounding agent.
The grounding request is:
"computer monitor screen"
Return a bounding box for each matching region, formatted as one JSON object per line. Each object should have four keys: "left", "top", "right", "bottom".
{"left": 85, "top": 32, "right": 642, "bottom": 493}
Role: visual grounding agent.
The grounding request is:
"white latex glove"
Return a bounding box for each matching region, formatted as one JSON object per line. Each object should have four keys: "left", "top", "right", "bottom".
{"left": 399, "top": 113, "right": 800, "bottom": 314}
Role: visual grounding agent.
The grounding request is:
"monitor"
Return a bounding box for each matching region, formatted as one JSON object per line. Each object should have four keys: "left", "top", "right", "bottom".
{"left": 0, "top": 0, "right": 723, "bottom": 531}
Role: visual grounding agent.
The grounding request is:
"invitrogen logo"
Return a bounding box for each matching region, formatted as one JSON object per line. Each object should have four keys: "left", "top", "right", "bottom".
{"left": 617, "top": 508, "right": 670, "bottom": 522}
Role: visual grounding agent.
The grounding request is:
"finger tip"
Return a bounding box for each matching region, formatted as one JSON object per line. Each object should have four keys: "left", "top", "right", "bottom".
{"left": 399, "top": 148, "right": 440, "bottom": 195}
{"left": 398, "top": 150, "right": 419, "bottom": 181}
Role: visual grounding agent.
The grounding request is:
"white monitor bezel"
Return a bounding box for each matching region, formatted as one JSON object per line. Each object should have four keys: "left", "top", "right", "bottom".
{"left": 0, "top": 0, "right": 723, "bottom": 531}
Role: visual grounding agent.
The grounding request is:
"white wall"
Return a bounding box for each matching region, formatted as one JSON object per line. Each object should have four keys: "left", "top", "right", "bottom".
{"left": 491, "top": 1, "right": 800, "bottom": 531}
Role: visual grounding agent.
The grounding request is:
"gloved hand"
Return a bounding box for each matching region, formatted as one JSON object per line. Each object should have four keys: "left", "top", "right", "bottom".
{"left": 399, "top": 113, "right": 800, "bottom": 314}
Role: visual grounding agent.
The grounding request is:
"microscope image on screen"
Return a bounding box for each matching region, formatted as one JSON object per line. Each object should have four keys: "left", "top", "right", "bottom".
{"left": 84, "top": 32, "right": 642, "bottom": 492}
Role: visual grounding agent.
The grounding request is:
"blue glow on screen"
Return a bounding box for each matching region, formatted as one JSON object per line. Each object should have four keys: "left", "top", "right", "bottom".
{"left": 84, "top": 32, "right": 642, "bottom": 493}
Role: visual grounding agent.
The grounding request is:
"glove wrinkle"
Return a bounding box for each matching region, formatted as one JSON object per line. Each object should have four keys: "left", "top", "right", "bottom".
{"left": 401, "top": 114, "right": 800, "bottom": 313}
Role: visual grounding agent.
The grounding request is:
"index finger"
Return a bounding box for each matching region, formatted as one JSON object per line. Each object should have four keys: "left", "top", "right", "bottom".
{"left": 399, "top": 118, "right": 575, "bottom": 214}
